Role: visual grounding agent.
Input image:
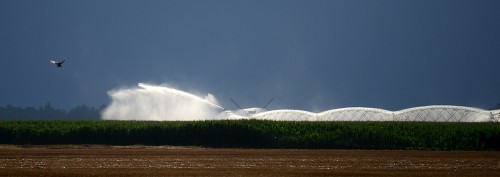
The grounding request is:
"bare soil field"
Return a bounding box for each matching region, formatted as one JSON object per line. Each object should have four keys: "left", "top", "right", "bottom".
{"left": 0, "top": 145, "right": 499, "bottom": 177}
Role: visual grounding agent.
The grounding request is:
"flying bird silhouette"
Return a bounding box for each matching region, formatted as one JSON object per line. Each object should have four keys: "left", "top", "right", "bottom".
{"left": 50, "top": 58, "right": 67, "bottom": 68}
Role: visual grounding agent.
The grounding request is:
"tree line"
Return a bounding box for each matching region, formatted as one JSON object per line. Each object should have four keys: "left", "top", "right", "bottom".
{"left": 0, "top": 103, "right": 104, "bottom": 120}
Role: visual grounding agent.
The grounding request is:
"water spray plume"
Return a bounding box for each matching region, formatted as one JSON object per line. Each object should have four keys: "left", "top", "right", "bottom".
{"left": 102, "top": 83, "right": 223, "bottom": 121}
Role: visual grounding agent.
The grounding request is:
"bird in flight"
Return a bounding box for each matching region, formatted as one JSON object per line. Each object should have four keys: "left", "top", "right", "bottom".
{"left": 50, "top": 58, "right": 67, "bottom": 68}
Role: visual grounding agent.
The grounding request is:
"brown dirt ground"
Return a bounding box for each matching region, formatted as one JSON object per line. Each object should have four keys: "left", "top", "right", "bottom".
{"left": 0, "top": 145, "right": 499, "bottom": 177}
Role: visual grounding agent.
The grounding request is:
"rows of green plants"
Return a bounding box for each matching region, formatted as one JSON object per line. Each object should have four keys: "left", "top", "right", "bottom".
{"left": 0, "top": 120, "right": 499, "bottom": 150}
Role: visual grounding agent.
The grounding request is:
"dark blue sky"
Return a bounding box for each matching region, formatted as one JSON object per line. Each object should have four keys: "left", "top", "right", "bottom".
{"left": 1, "top": 0, "right": 499, "bottom": 111}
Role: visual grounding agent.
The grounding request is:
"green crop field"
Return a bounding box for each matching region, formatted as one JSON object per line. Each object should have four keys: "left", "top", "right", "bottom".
{"left": 1, "top": 120, "right": 499, "bottom": 150}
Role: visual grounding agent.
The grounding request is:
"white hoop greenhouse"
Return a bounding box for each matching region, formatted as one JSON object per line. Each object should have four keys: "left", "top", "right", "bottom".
{"left": 225, "top": 105, "right": 500, "bottom": 122}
